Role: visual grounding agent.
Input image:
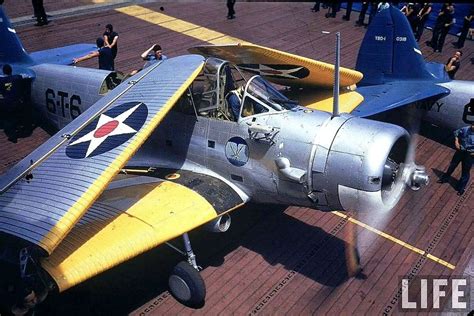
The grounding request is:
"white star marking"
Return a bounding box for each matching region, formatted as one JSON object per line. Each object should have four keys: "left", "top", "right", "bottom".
{"left": 69, "top": 103, "right": 142, "bottom": 158}
{"left": 239, "top": 64, "right": 304, "bottom": 79}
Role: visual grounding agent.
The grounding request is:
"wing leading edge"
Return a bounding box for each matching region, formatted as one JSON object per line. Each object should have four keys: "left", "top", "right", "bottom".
{"left": 0, "top": 55, "right": 205, "bottom": 255}
{"left": 189, "top": 43, "right": 363, "bottom": 88}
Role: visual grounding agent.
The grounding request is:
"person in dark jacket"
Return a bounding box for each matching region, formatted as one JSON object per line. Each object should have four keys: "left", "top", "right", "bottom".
{"left": 73, "top": 38, "right": 114, "bottom": 71}
{"left": 414, "top": 3, "right": 432, "bottom": 41}
{"left": 438, "top": 123, "right": 474, "bottom": 196}
{"left": 0, "top": 64, "right": 27, "bottom": 142}
{"left": 445, "top": 50, "right": 462, "bottom": 79}
{"left": 452, "top": 9, "right": 473, "bottom": 49}
{"left": 427, "top": 4, "right": 454, "bottom": 53}
{"left": 103, "top": 24, "right": 119, "bottom": 60}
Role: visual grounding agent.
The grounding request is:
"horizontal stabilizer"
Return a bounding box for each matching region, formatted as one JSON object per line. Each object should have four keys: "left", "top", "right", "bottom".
{"left": 30, "top": 44, "right": 98, "bottom": 65}
{"left": 352, "top": 82, "right": 449, "bottom": 117}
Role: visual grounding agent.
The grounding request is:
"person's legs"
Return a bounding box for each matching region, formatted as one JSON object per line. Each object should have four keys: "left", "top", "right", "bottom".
{"left": 33, "top": 0, "right": 48, "bottom": 25}
{"left": 312, "top": 2, "right": 320, "bottom": 12}
{"left": 440, "top": 150, "right": 463, "bottom": 181}
{"left": 431, "top": 27, "right": 441, "bottom": 50}
{"left": 455, "top": 25, "right": 469, "bottom": 48}
{"left": 4, "top": 109, "right": 19, "bottom": 143}
{"left": 457, "top": 153, "right": 472, "bottom": 194}
{"left": 343, "top": 1, "right": 353, "bottom": 20}
{"left": 356, "top": 3, "right": 368, "bottom": 26}
{"left": 437, "top": 29, "right": 449, "bottom": 52}
{"left": 415, "top": 18, "right": 426, "bottom": 41}
{"left": 428, "top": 25, "right": 440, "bottom": 48}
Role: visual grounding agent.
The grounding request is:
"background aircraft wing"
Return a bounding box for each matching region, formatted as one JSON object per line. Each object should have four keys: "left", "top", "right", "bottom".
{"left": 189, "top": 43, "right": 363, "bottom": 88}
{"left": 351, "top": 81, "right": 450, "bottom": 117}
{"left": 42, "top": 170, "right": 246, "bottom": 291}
{"left": 0, "top": 55, "right": 205, "bottom": 255}
{"left": 30, "top": 43, "right": 98, "bottom": 65}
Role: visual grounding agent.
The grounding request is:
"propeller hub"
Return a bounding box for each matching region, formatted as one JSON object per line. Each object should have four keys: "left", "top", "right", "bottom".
{"left": 408, "top": 166, "right": 429, "bottom": 191}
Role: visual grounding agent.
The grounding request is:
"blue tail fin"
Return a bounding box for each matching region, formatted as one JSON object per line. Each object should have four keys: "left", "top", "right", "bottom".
{"left": 355, "top": 5, "right": 433, "bottom": 86}
{"left": 0, "top": 5, "right": 34, "bottom": 65}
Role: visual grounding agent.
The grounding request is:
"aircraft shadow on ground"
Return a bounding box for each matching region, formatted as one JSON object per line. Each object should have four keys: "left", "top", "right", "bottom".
{"left": 36, "top": 204, "right": 354, "bottom": 315}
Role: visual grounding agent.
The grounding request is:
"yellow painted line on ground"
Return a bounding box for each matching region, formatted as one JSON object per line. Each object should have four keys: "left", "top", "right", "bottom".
{"left": 115, "top": 5, "right": 250, "bottom": 45}
{"left": 332, "top": 211, "right": 455, "bottom": 270}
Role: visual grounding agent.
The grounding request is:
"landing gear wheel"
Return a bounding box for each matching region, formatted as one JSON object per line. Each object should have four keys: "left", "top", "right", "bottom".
{"left": 168, "top": 261, "right": 206, "bottom": 307}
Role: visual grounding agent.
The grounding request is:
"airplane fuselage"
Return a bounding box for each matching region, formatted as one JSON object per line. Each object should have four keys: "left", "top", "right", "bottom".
{"left": 422, "top": 80, "right": 473, "bottom": 130}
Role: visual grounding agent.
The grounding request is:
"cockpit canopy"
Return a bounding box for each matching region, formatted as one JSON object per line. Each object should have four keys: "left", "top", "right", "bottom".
{"left": 177, "top": 57, "right": 299, "bottom": 121}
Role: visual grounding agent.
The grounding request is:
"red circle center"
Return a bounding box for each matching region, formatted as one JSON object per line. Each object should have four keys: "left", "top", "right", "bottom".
{"left": 94, "top": 120, "right": 119, "bottom": 138}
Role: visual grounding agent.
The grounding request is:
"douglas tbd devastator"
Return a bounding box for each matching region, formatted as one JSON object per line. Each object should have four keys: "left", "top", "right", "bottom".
{"left": 2, "top": 4, "right": 467, "bottom": 313}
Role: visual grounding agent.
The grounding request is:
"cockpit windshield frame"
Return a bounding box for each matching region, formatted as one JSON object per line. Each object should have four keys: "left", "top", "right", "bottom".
{"left": 243, "top": 75, "right": 298, "bottom": 112}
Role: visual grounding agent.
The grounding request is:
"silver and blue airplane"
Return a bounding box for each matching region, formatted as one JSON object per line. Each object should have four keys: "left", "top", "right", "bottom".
{"left": 0, "top": 4, "right": 469, "bottom": 312}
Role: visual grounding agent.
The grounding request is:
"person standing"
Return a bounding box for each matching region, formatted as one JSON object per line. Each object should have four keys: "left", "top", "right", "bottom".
{"left": 444, "top": 50, "right": 462, "bottom": 79}
{"left": 227, "top": 0, "right": 236, "bottom": 19}
{"left": 355, "top": 2, "right": 369, "bottom": 26}
{"left": 452, "top": 9, "right": 473, "bottom": 49}
{"left": 73, "top": 38, "right": 114, "bottom": 71}
{"left": 129, "top": 44, "right": 168, "bottom": 76}
{"left": 32, "top": 0, "right": 48, "bottom": 26}
{"left": 437, "top": 123, "right": 474, "bottom": 196}
{"left": 342, "top": 2, "right": 353, "bottom": 20}
{"left": 428, "top": 5, "right": 454, "bottom": 53}
{"left": 103, "top": 24, "right": 119, "bottom": 61}
{"left": 414, "top": 3, "right": 432, "bottom": 41}
{"left": 0, "top": 64, "right": 26, "bottom": 142}
{"left": 141, "top": 44, "right": 167, "bottom": 68}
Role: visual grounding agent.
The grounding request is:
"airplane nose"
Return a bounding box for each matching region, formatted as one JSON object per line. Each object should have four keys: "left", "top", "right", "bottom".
{"left": 308, "top": 115, "right": 426, "bottom": 213}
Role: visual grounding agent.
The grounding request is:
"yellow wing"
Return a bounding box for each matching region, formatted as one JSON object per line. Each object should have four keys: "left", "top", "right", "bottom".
{"left": 189, "top": 43, "right": 363, "bottom": 88}
{"left": 41, "top": 171, "right": 246, "bottom": 291}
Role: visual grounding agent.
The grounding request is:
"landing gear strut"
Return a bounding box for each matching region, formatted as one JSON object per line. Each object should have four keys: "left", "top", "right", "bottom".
{"left": 9, "top": 248, "right": 49, "bottom": 316}
{"left": 167, "top": 233, "right": 206, "bottom": 307}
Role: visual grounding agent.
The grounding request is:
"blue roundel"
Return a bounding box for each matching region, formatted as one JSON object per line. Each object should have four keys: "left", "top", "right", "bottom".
{"left": 225, "top": 137, "right": 249, "bottom": 167}
{"left": 66, "top": 102, "right": 148, "bottom": 159}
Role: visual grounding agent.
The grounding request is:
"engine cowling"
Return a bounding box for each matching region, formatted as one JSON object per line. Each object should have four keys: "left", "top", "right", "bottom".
{"left": 308, "top": 114, "right": 427, "bottom": 212}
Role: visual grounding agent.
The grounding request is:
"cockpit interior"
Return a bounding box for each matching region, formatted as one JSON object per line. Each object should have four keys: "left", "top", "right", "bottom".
{"left": 174, "top": 58, "right": 298, "bottom": 121}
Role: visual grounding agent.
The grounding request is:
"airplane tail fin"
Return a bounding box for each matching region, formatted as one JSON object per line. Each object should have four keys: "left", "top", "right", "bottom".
{"left": 0, "top": 5, "right": 34, "bottom": 65}
{"left": 355, "top": 5, "right": 433, "bottom": 86}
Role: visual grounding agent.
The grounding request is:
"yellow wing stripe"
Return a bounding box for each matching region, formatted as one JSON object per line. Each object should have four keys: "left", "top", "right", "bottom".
{"left": 41, "top": 181, "right": 218, "bottom": 291}
{"left": 39, "top": 63, "right": 205, "bottom": 254}
{"left": 300, "top": 90, "right": 364, "bottom": 114}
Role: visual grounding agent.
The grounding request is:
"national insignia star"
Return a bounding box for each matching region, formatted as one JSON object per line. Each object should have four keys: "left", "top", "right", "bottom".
{"left": 68, "top": 103, "right": 142, "bottom": 158}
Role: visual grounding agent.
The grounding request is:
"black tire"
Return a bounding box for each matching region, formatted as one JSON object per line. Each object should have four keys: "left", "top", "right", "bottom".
{"left": 168, "top": 261, "right": 206, "bottom": 307}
